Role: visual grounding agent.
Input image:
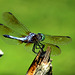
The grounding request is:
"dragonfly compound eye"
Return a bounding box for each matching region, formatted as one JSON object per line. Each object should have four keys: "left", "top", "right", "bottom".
{"left": 41, "top": 33, "right": 45, "bottom": 41}
{"left": 38, "top": 33, "right": 45, "bottom": 41}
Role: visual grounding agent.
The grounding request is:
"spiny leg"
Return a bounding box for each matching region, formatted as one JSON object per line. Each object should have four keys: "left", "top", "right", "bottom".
{"left": 37, "top": 42, "right": 46, "bottom": 57}
{"left": 32, "top": 43, "right": 37, "bottom": 54}
{"left": 32, "top": 42, "right": 45, "bottom": 54}
{"left": 36, "top": 42, "right": 45, "bottom": 52}
{"left": 39, "top": 42, "right": 45, "bottom": 49}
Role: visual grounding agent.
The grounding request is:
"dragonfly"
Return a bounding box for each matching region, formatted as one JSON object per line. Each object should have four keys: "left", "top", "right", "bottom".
{"left": 0, "top": 12, "right": 72, "bottom": 56}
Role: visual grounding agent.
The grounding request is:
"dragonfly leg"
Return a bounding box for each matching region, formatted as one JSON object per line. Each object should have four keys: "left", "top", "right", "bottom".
{"left": 32, "top": 42, "right": 45, "bottom": 54}
{"left": 32, "top": 43, "right": 37, "bottom": 54}
{"left": 39, "top": 42, "right": 45, "bottom": 49}
{"left": 39, "top": 43, "right": 45, "bottom": 50}
{"left": 36, "top": 42, "right": 45, "bottom": 52}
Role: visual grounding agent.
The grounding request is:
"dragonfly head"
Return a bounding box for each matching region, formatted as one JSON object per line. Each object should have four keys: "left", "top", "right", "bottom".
{"left": 38, "top": 33, "right": 45, "bottom": 41}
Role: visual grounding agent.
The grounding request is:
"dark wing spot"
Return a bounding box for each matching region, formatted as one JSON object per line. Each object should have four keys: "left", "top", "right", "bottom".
{"left": 66, "top": 36, "right": 71, "bottom": 38}
{"left": 8, "top": 12, "right": 12, "bottom": 15}
{"left": 0, "top": 24, "right": 3, "bottom": 25}
{"left": 55, "top": 45, "right": 60, "bottom": 49}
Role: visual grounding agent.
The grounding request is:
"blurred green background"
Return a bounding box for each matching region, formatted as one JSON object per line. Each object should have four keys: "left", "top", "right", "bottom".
{"left": 0, "top": 0, "right": 75, "bottom": 75}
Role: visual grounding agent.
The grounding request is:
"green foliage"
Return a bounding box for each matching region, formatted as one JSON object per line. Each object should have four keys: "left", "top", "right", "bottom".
{"left": 0, "top": 0, "right": 74, "bottom": 75}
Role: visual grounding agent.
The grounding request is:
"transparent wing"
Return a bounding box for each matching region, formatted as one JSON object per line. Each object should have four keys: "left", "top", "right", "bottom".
{"left": 25, "top": 43, "right": 35, "bottom": 55}
{"left": 42, "top": 42, "right": 61, "bottom": 56}
{"left": 44, "top": 34, "right": 72, "bottom": 45}
{"left": 3, "top": 12, "right": 31, "bottom": 36}
{"left": 0, "top": 24, "right": 22, "bottom": 45}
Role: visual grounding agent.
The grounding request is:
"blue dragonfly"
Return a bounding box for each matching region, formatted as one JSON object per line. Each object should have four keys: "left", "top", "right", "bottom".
{"left": 0, "top": 12, "right": 72, "bottom": 56}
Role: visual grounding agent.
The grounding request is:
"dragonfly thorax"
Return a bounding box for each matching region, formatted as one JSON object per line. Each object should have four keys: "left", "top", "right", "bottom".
{"left": 24, "top": 33, "right": 36, "bottom": 43}
{"left": 24, "top": 33, "right": 45, "bottom": 43}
